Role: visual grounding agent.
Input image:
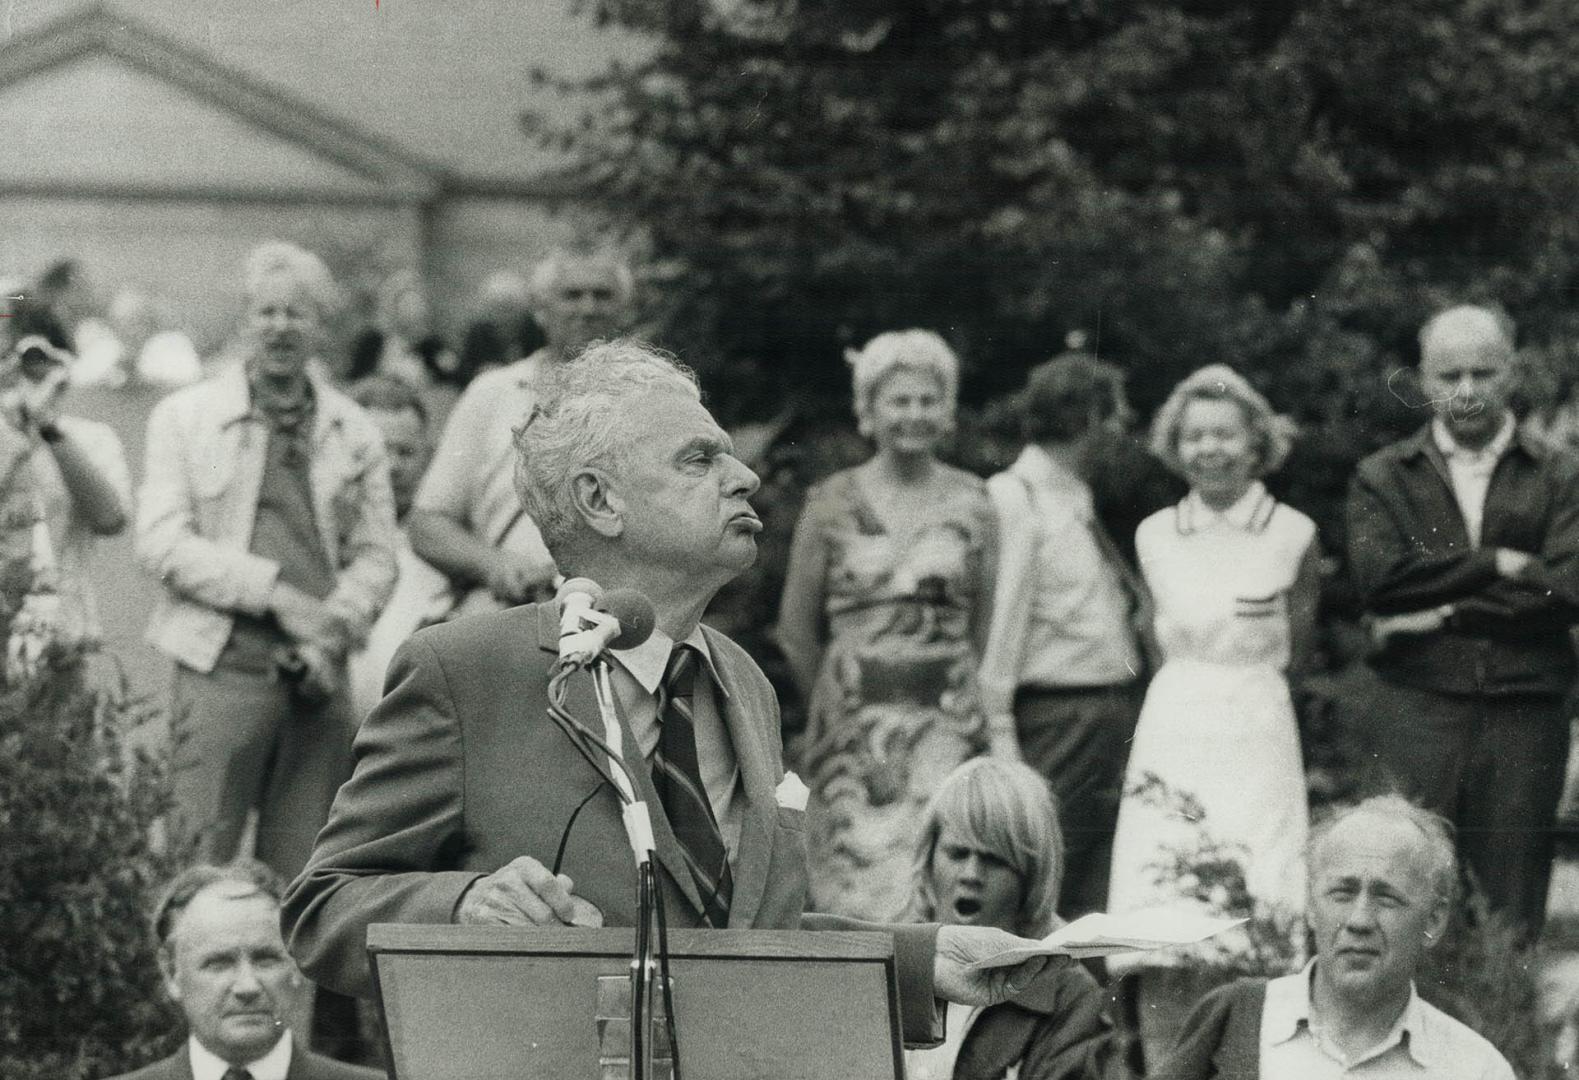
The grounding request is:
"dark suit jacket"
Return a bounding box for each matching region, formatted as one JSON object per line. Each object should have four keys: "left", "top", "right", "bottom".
{"left": 106, "top": 1038, "right": 383, "bottom": 1080}
{"left": 952, "top": 965, "right": 1126, "bottom": 1080}
{"left": 1347, "top": 423, "right": 1579, "bottom": 697}
{"left": 1147, "top": 979, "right": 1266, "bottom": 1080}
{"left": 283, "top": 604, "right": 940, "bottom": 1041}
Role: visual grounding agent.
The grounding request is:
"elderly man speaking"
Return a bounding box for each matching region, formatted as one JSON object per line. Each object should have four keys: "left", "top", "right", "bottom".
{"left": 1153, "top": 796, "right": 1514, "bottom": 1080}
{"left": 282, "top": 340, "right": 1061, "bottom": 1047}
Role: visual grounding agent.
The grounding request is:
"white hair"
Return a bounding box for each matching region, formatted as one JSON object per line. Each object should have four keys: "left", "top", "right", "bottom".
{"left": 514, "top": 339, "right": 698, "bottom": 559}
{"left": 242, "top": 241, "right": 340, "bottom": 317}
{"left": 845, "top": 329, "right": 960, "bottom": 435}
{"left": 527, "top": 248, "right": 636, "bottom": 306}
{"left": 1308, "top": 794, "right": 1459, "bottom": 907}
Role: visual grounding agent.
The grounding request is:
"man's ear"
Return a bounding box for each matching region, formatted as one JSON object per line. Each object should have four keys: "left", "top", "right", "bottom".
{"left": 570, "top": 468, "right": 625, "bottom": 540}
{"left": 1423, "top": 898, "right": 1451, "bottom": 950}
{"left": 157, "top": 944, "right": 182, "bottom": 1003}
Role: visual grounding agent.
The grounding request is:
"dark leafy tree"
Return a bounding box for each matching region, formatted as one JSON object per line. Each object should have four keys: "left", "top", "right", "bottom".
{"left": 528, "top": 0, "right": 1579, "bottom": 439}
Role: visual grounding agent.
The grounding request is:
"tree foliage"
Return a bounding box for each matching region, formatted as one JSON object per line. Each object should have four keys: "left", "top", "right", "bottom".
{"left": 529, "top": 0, "right": 1579, "bottom": 437}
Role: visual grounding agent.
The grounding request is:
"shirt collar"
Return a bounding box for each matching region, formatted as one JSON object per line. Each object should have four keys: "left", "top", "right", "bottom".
{"left": 609, "top": 624, "right": 728, "bottom": 700}
{"left": 1013, "top": 444, "right": 1088, "bottom": 494}
{"left": 188, "top": 1031, "right": 292, "bottom": 1080}
{"left": 1432, "top": 413, "right": 1515, "bottom": 463}
{"left": 1269, "top": 961, "right": 1431, "bottom": 1068}
{"left": 1181, "top": 480, "right": 1272, "bottom": 533}
{"left": 510, "top": 348, "right": 555, "bottom": 389}
{"left": 1264, "top": 959, "right": 1318, "bottom": 1045}
{"left": 213, "top": 360, "right": 340, "bottom": 432}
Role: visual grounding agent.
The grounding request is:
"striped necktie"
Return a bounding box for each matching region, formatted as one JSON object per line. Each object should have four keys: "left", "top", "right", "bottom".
{"left": 651, "top": 643, "right": 733, "bottom": 927}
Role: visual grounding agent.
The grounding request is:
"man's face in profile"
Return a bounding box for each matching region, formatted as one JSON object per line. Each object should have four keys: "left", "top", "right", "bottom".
{"left": 534, "top": 259, "right": 629, "bottom": 355}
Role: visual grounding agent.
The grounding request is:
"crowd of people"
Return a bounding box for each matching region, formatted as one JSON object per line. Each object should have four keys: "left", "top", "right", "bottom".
{"left": 3, "top": 236, "right": 1567, "bottom": 1079}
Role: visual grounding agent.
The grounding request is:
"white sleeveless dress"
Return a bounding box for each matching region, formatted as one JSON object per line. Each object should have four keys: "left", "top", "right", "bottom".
{"left": 1106, "top": 482, "right": 1313, "bottom": 972}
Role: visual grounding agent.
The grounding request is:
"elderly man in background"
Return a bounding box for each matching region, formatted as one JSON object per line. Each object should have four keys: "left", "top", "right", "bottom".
{"left": 136, "top": 241, "right": 398, "bottom": 881}
{"left": 103, "top": 861, "right": 382, "bottom": 1080}
{"left": 1346, "top": 304, "right": 1579, "bottom": 934}
{"left": 406, "top": 247, "right": 633, "bottom": 619}
{"left": 1154, "top": 796, "right": 1514, "bottom": 1079}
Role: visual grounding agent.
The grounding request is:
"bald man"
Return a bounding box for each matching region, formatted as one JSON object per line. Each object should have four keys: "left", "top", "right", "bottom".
{"left": 1346, "top": 304, "right": 1579, "bottom": 934}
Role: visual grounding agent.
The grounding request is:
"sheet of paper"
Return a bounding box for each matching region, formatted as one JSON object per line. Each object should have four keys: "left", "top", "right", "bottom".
{"left": 963, "top": 909, "right": 1246, "bottom": 971}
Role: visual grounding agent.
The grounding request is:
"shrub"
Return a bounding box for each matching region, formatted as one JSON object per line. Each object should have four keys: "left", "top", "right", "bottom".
{"left": 0, "top": 655, "right": 181, "bottom": 1079}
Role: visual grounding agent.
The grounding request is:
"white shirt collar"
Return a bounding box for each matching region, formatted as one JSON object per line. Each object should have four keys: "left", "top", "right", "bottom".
{"left": 609, "top": 625, "right": 728, "bottom": 699}
{"left": 1181, "top": 480, "right": 1274, "bottom": 533}
{"left": 1014, "top": 444, "right": 1088, "bottom": 493}
{"left": 188, "top": 1031, "right": 292, "bottom": 1080}
{"left": 1432, "top": 413, "right": 1515, "bottom": 462}
{"left": 1265, "top": 960, "right": 1430, "bottom": 1068}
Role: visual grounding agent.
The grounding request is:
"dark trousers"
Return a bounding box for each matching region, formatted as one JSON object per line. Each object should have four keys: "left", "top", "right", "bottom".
{"left": 169, "top": 662, "right": 356, "bottom": 882}
{"left": 1358, "top": 669, "right": 1570, "bottom": 934}
{"left": 1014, "top": 681, "right": 1142, "bottom": 918}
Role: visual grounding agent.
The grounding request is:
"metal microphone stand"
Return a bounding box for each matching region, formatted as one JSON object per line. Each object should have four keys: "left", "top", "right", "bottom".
{"left": 590, "top": 661, "right": 662, "bottom": 1080}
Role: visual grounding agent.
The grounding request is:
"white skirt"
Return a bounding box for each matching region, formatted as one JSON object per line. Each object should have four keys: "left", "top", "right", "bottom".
{"left": 1106, "top": 659, "right": 1308, "bottom": 972}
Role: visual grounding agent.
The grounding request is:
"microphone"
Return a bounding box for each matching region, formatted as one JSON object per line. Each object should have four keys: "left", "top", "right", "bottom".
{"left": 556, "top": 577, "right": 604, "bottom": 641}
{"left": 558, "top": 588, "right": 657, "bottom": 667}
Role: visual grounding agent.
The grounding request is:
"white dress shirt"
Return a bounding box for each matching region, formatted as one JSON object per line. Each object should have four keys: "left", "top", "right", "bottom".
{"left": 1260, "top": 961, "right": 1515, "bottom": 1079}
{"left": 979, "top": 445, "right": 1140, "bottom": 714}
{"left": 187, "top": 1031, "right": 292, "bottom": 1080}
{"left": 1432, "top": 414, "right": 1515, "bottom": 549}
{"left": 607, "top": 627, "right": 744, "bottom": 859}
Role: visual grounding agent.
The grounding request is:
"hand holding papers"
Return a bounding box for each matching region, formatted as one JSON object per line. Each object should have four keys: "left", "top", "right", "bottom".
{"left": 964, "top": 909, "right": 1246, "bottom": 971}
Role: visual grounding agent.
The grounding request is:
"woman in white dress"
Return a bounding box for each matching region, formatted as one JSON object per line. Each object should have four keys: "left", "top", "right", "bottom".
{"left": 1106, "top": 364, "right": 1319, "bottom": 1066}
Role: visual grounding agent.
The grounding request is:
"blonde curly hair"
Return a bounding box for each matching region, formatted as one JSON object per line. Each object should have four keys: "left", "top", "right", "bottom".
{"left": 1149, "top": 363, "right": 1296, "bottom": 478}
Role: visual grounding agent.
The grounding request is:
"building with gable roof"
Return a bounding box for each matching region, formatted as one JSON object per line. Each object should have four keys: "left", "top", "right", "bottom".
{"left": 0, "top": 2, "right": 619, "bottom": 351}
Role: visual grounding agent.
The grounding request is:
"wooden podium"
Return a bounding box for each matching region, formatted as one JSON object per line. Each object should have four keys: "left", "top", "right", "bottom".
{"left": 367, "top": 924, "right": 906, "bottom": 1080}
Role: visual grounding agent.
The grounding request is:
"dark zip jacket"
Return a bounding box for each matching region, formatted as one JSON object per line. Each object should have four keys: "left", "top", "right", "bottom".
{"left": 1346, "top": 422, "right": 1579, "bottom": 698}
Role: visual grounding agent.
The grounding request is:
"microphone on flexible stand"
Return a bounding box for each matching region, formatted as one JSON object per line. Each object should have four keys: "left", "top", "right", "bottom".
{"left": 557, "top": 587, "right": 658, "bottom": 668}
{"left": 545, "top": 581, "right": 675, "bottom": 1080}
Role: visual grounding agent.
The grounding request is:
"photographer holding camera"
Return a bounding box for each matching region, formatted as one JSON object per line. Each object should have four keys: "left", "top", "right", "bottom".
{"left": 0, "top": 296, "right": 130, "bottom": 680}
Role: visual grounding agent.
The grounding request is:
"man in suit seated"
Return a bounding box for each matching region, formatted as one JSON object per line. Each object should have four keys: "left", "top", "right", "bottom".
{"left": 282, "top": 339, "right": 1063, "bottom": 1046}
{"left": 108, "top": 861, "right": 381, "bottom": 1080}
{"left": 1153, "top": 796, "right": 1514, "bottom": 1079}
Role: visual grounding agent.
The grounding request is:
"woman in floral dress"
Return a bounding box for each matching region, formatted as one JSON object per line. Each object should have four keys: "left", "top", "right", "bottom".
{"left": 776, "top": 330, "right": 997, "bottom": 921}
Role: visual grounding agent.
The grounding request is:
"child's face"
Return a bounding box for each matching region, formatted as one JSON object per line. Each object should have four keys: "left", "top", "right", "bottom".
{"left": 928, "top": 823, "right": 1023, "bottom": 934}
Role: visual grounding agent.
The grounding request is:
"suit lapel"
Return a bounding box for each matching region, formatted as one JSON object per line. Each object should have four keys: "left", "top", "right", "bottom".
{"left": 702, "top": 625, "right": 777, "bottom": 929}
{"left": 535, "top": 606, "right": 709, "bottom": 922}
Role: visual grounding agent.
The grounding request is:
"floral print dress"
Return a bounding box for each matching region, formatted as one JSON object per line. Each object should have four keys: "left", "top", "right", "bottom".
{"left": 781, "top": 467, "right": 994, "bottom": 920}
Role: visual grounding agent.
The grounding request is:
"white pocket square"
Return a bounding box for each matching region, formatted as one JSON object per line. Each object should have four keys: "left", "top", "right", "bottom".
{"left": 775, "top": 771, "right": 809, "bottom": 812}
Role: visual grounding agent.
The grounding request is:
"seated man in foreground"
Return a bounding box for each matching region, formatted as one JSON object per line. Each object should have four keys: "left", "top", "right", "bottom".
{"left": 282, "top": 339, "right": 1061, "bottom": 1045}
{"left": 108, "top": 861, "right": 381, "bottom": 1080}
{"left": 1153, "top": 795, "right": 1514, "bottom": 1080}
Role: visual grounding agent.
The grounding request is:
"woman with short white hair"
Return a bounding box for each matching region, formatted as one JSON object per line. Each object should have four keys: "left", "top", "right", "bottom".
{"left": 776, "top": 329, "right": 997, "bottom": 921}
{"left": 1105, "top": 364, "right": 1318, "bottom": 1065}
